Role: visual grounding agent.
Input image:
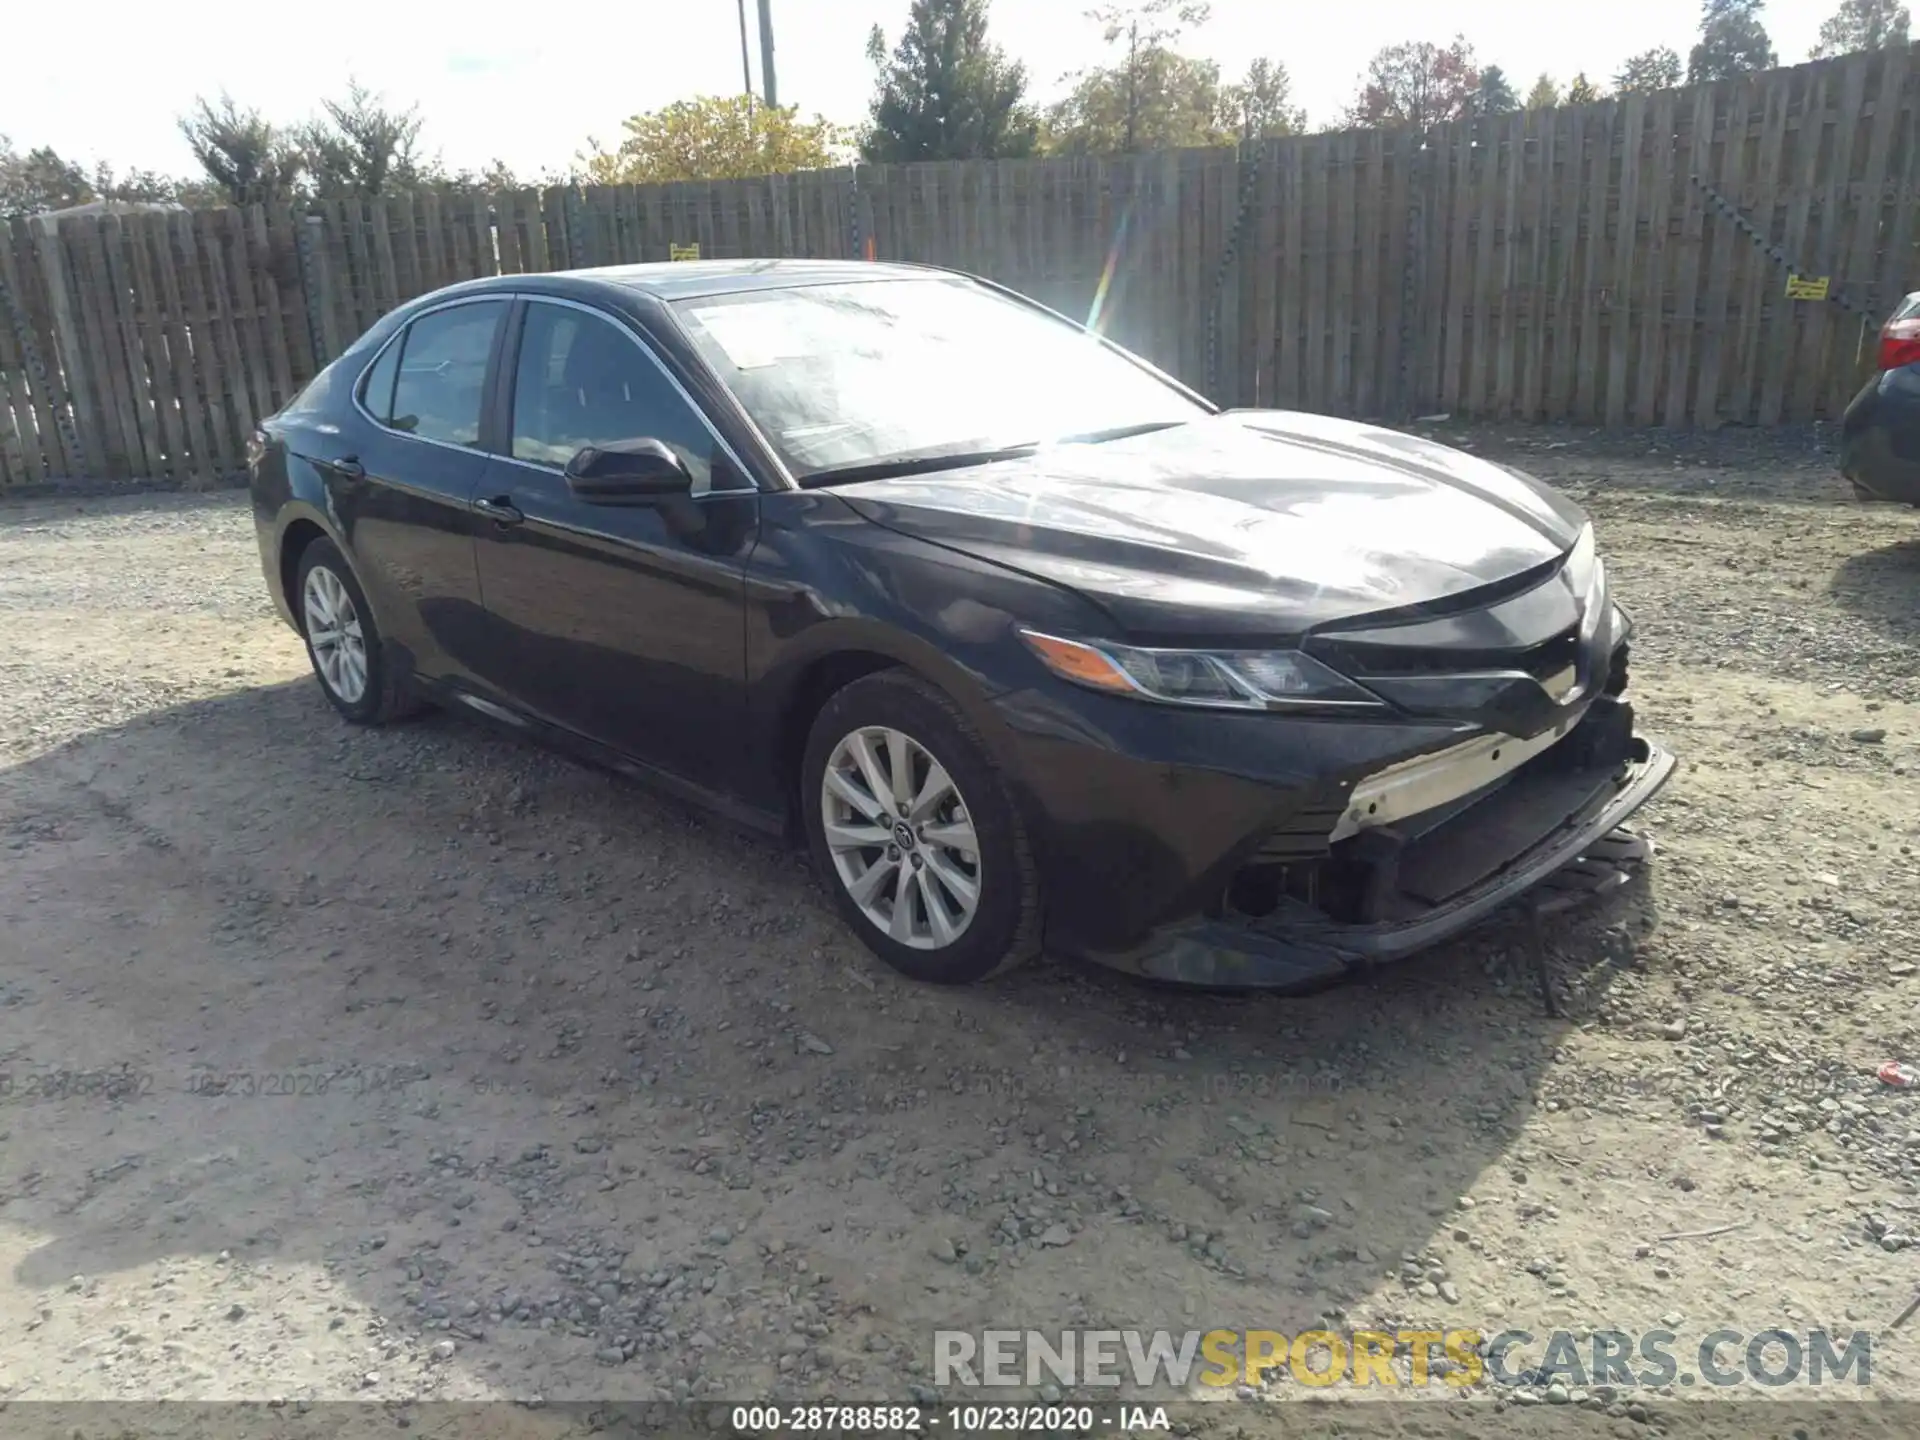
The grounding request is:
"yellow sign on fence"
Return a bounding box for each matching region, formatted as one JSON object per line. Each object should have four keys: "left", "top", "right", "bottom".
{"left": 1785, "top": 274, "right": 1830, "bottom": 301}
{"left": 669, "top": 243, "right": 701, "bottom": 262}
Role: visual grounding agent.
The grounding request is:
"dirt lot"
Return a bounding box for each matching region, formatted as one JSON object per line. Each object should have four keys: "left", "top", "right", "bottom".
{"left": 1, "top": 425, "right": 1918, "bottom": 1433}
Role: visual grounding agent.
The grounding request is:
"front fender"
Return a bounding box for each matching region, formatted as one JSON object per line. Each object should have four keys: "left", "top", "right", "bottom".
{"left": 742, "top": 489, "right": 1112, "bottom": 819}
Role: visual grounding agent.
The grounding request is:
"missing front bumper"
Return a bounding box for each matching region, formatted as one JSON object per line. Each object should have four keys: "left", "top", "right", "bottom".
{"left": 1088, "top": 737, "right": 1676, "bottom": 990}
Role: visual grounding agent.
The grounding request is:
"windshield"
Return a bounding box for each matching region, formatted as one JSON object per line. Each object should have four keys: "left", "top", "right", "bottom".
{"left": 672, "top": 277, "right": 1207, "bottom": 482}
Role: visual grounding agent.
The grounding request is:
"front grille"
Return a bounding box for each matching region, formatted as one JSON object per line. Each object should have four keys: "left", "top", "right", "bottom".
{"left": 1312, "top": 624, "right": 1582, "bottom": 682}
{"left": 1249, "top": 799, "right": 1351, "bottom": 861}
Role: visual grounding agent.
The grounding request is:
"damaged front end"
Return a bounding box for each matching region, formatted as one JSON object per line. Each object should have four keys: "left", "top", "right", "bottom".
{"left": 1099, "top": 691, "right": 1674, "bottom": 990}
{"left": 1090, "top": 563, "right": 1677, "bottom": 998}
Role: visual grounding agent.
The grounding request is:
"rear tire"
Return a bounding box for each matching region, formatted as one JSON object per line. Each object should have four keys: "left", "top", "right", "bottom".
{"left": 802, "top": 671, "right": 1040, "bottom": 984}
{"left": 294, "top": 538, "right": 425, "bottom": 725}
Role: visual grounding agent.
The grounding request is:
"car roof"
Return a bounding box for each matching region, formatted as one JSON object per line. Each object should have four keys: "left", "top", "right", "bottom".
{"left": 436, "top": 259, "right": 957, "bottom": 306}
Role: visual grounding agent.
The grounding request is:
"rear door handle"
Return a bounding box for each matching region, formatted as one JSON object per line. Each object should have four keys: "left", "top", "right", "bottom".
{"left": 324, "top": 456, "right": 366, "bottom": 481}
{"left": 474, "top": 495, "right": 524, "bottom": 526}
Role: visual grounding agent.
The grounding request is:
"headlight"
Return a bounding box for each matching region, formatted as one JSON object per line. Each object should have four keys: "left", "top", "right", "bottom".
{"left": 1018, "top": 629, "right": 1386, "bottom": 711}
{"left": 1564, "top": 523, "right": 1599, "bottom": 598}
{"left": 1565, "top": 522, "right": 1611, "bottom": 642}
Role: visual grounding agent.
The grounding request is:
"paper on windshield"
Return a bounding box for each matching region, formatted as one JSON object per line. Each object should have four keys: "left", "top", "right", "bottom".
{"left": 687, "top": 303, "right": 817, "bottom": 371}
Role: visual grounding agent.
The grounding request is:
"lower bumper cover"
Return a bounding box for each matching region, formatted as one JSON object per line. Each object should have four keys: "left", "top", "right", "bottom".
{"left": 1084, "top": 739, "right": 1676, "bottom": 990}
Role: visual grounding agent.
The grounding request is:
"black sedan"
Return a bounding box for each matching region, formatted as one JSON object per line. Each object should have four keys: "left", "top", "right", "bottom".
{"left": 1842, "top": 291, "right": 1920, "bottom": 505}
{"left": 249, "top": 259, "right": 1674, "bottom": 988}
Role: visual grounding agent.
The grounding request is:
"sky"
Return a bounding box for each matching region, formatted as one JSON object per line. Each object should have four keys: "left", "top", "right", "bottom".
{"left": 4, "top": 0, "right": 1843, "bottom": 179}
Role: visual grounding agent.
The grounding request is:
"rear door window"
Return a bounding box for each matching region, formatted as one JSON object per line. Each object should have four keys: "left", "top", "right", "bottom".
{"left": 388, "top": 300, "right": 506, "bottom": 448}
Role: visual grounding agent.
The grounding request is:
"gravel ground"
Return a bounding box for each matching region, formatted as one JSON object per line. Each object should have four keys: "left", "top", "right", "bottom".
{"left": 1, "top": 426, "right": 1918, "bottom": 1436}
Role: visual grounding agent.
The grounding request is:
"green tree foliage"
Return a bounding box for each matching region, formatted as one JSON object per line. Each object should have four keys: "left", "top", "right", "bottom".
{"left": 1524, "top": 74, "right": 1562, "bottom": 109}
{"left": 1810, "top": 0, "right": 1910, "bottom": 56}
{"left": 581, "top": 96, "right": 845, "bottom": 184}
{"left": 862, "top": 0, "right": 1038, "bottom": 162}
{"left": 90, "top": 163, "right": 214, "bottom": 207}
{"left": 1222, "top": 57, "right": 1305, "bottom": 141}
{"left": 1346, "top": 37, "right": 1480, "bottom": 129}
{"left": 1614, "top": 46, "right": 1684, "bottom": 92}
{"left": 1566, "top": 72, "right": 1604, "bottom": 103}
{"left": 1076, "top": 0, "right": 1214, "bottom": 153}
{"left": 1, "top": 136, "right": 210, "bottom": 217}
{"left": 441, "top": 159, "right": 536, "bottom": 193}
{"left": 1471, "top": 65, "right": 1519, "bottom": 115}
{"left": 298, "top": 81, "right": 429, "bottom": 197}
{"left": 1688, "top": 0, "right": 1777, "bottom": 83}
{"left": 1045, "top": 48, "right": 1231, "bottom": 152}
{"left": 0, "top": 135, "right": 92, "bottom": 216}
{"left": 178, "top": 94, "right": 305, "bottom": 205}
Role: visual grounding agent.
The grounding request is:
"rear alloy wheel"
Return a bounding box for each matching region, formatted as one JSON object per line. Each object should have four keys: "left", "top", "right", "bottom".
{"left": 303, "top": 564, "right": 368, "bottom": 706}
{"left": 294, "top": 538, "right": 424, "bottom": 725}
{"left": 803, "top": 672, "right": 1039, "bottom": 984}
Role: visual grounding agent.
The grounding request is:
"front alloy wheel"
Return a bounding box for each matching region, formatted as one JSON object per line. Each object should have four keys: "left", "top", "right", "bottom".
{"left": 803, "top": 671, "right": 1040, "bottom": 984}
{"left": 821, "top": 726, "right": 982, "bottom": 949}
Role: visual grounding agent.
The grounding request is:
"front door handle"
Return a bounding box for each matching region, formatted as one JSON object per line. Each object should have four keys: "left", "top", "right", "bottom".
{"left": 474, "top": 495, "right": 525, "bottom": 526}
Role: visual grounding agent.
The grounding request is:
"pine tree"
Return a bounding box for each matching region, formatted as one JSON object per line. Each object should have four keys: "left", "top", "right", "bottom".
{"left": 1472, "top": 65, "right": 1519, "bottom": 115}
{"left": 1688, "top": 0, "right": 1777, "bottom": 83}
{"left": 862, "top": 0, "right": 1039, "bottom": 162}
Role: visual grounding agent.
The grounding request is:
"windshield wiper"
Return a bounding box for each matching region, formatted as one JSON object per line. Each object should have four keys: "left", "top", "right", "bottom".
{"left": 800, "top": 445, "right": 1039, "bottom": 488}
{"left": 1056, "top": 420, "right": 1188, "bottom": 445}
{"left": 797, "top": 421, "right": 1189, "bottom": 488}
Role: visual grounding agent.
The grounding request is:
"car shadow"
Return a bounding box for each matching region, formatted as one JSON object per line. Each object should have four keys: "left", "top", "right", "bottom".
{"left": 0, "top": 676, "right": 1654, "bottom": 1401}
{"left": 1829, "top": 533, "right": 1920, "bottom": 649}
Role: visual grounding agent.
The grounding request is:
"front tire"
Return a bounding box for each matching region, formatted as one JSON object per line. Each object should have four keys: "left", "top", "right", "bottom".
{"left": 294, "top": 538, "right": 422, "bottom": 724}
{"left": 802, "top": 671, "right": 1040, "bottom": 984}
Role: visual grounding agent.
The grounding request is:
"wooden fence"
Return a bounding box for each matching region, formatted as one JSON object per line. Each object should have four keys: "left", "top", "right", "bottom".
{"left": 2, "top": 45, "right": 1917, "bottom": 486}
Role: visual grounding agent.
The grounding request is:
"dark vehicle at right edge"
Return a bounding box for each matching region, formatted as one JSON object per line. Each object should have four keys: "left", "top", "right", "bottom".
{"left": 1843, "top": 292, "right": 1920, "bottom": 505}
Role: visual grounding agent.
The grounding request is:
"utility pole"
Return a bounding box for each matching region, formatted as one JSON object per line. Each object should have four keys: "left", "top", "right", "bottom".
{"left": 736, "top": 0, "right": 756, "bottom": 105}
{"left": 756, "top": 0, "right": 779, "bottom": 108}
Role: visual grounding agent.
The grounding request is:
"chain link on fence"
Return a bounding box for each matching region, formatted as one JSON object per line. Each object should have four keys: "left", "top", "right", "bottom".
{"left": 1205, "top": 148, "right": 1260, "bottom": 401}
{"left": 1687, "top": 173, "right": 1882, "bottom": 324}
{"left": 0, "top": 262, "right": 82, "bottom": 473}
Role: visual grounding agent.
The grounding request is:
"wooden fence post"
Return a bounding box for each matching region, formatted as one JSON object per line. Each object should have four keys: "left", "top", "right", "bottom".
{"left": 29, "top": 214, "right": 98, "bottom": 477}
{"left": 296, "top": 211, "right": 341, "bottom": 368}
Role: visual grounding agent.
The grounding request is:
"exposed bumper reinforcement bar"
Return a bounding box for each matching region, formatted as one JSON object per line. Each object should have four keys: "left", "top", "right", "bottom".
{"left": 1088, "top": 740, "right": 1677, "bottom": 990}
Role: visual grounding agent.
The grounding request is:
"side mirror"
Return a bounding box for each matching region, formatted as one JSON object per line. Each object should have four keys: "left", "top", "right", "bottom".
{"left": 564, "top": 438, "right": 692, "bottom": 503}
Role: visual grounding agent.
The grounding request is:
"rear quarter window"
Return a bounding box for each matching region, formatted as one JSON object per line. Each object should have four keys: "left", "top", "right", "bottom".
{"left": 358, "top": 338, "right": 402, "bottom": 424}
{"left": 388, "top": 301, "right": 507, "bottom": 448}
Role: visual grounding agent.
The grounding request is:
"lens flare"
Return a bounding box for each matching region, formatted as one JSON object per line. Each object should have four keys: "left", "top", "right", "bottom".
{"left": 1085, "top": 202, "right": 1134, "bottom": 336}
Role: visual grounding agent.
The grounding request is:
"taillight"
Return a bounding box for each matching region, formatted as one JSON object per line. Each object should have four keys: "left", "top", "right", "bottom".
{"left": 1881, "top": 294, "right": 1920, "bottom": 371}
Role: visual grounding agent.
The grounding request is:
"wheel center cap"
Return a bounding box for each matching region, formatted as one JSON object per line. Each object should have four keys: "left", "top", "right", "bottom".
{"left": 892, "top": 821, "right": 917, "bottom": 851}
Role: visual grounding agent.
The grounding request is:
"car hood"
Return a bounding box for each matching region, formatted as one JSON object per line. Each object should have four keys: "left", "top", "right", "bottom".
{"left": 833, "top": 411, "right": 1589, "bottom": 641}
